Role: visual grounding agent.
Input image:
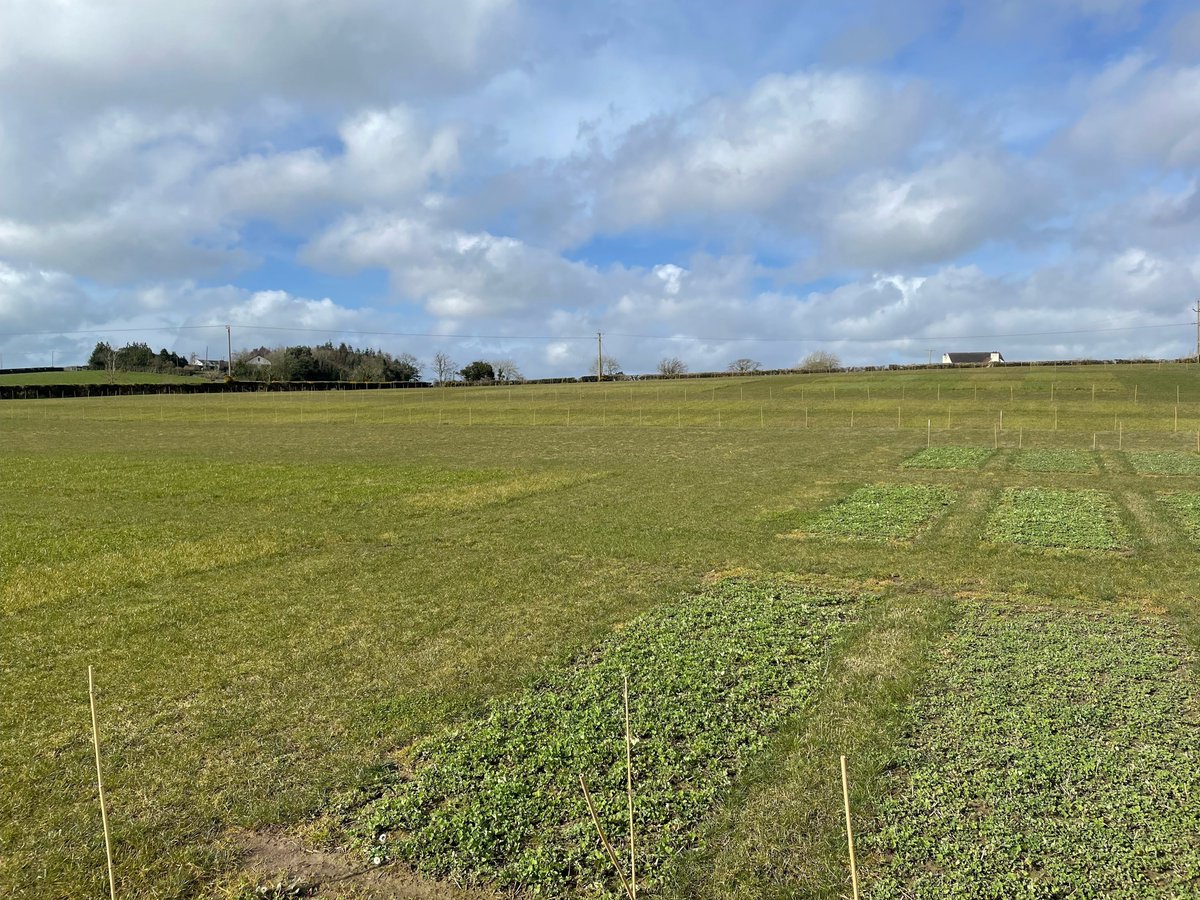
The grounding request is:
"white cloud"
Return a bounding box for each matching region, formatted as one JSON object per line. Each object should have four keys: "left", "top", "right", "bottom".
{"left": 1066, "top": 61, "right": 1200, "bottom": 168}
{"left": 0, "top": 0, "right": 518, "bottom": 111}
{"left": 302, "top": 213, "right": 611, "bottom": 319}
{"left": 825, "top": 152, "right": 1051, "bottom": 266}
{"left": 593, "top": 70, "right": 929, "bottom": 228}
{"left": 208, "top": 106, "right": 460, "bottom": 221}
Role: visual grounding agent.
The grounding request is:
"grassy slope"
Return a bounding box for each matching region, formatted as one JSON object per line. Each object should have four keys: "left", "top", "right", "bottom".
{"left": 3, "top": 363, "right": 1200, "bottom": 898}
{"left": 0, "top": 370, "right": 199, "bottom": 385}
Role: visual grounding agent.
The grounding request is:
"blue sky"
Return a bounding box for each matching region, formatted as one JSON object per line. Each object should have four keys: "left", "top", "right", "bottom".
{"left": 1, "top": 0, "right": 1198, "bottom": 377}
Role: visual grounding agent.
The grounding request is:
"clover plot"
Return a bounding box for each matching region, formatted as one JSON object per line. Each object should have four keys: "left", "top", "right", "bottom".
{"left": 787, "top": 484, "right": 956, "bottom": 543}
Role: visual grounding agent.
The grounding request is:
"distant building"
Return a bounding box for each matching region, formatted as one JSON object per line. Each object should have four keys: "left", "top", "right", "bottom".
{"left": 188, "top": 354, "right": 228, "bottom": 372}
{"left": 942, "top": 351, "right": 1004, "bottom": 365}
{"left": 245, "top": 355, "right": 271, "bottom": 368}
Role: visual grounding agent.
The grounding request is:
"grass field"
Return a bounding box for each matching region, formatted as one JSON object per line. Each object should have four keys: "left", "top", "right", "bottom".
{"left": 0, "top": 370, "right": 199, "bottom": 385}
{"left": 3, "top": 363, "right": 1200, "bottom": 899}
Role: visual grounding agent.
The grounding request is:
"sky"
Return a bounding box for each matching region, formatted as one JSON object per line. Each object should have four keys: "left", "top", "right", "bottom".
{"left": 1, "top": 0, "right": 1199, "bottom": 377}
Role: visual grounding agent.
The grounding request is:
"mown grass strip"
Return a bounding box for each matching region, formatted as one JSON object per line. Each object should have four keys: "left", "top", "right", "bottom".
{"left": 665, "top": 588, "right": 955, "bottom": 900}
{"left": 1010, "top": 449, "right": 1098, "bottom": 473}
{"left": 791, "top": 484, "right": 955, "bottom": 543}
{"left": 985, "top": 487, "right": 1129, "bottom": 551}
{"left": 863, "top": 604, "right": 1200, "bottom": 898}
{"left": 901, "top": 448, "right": 993, "bottom": 470}
{"left": 357, "top": 578, "right": 863, "bottom": 896}
{"left": 0, "top": 534, "right": 281, "bottom": 615}
{"left": 1127, "top": 451, "right": 1200, "bottom": 476}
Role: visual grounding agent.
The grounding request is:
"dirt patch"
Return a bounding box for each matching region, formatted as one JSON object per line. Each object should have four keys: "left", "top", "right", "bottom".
{"left": 234, "top": 830, "right": 497, "bottom": 900}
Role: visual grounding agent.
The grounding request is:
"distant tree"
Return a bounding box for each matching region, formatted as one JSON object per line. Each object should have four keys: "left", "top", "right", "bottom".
{"left": 657, "top": 357, "right": 687, "bottom": 378}
{"left": 155, "top": 348, "right": 188, "bottom": 371}
{"left": 282, "top": 345, "right": 338, "bottom": 381}
{"left": 386, "top": 352, "right": 420, "bottom": 382}
{"left": 432, "top": 352, "right": 457, "bottom": 385}
{"left": 88, "top": 341, "right": 113, "bottom": 370}
{"left": 114, "top": 342, "right": 155, "bottom": 370}
{"left": 589, "top": 355, "right": 622, "bottom": 378}
{"left": 459, "top": 360, "right": 495, "bottom": 383}
{"left": 493, "top": 359, "right": 523, "bottom": 383}
{"left": 728, "top": 358, "right": 762, "bottom": 373}
{"left": 349, "top": 356, "right": 387, "bottom": 383}
{"left": 799, "top": 350, "right": 840, "bottom": 372}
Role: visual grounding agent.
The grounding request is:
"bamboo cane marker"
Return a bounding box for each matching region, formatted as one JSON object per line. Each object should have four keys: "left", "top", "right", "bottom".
{"left": 89, "top": 666, "right": 117, "bottom": 900}
{"left": 623, "top": 674, "right": 637, "bottom": 899}
{"left": 840, "top": 755, "right": 860, "bottom": 900}
{"left": 579, "top": 775, "right": 635, "bottom": 900}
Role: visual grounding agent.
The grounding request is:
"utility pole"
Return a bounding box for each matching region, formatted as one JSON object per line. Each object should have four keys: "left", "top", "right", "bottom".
{"left": 1194, "top": 302, "right": 1199, "bottom": 364}
{"left": 927, "top": 349, "right": 934, "bottom": 366}
{"left": 597, "top": 331, "right": 603, "bottom": 383}
{"left": 226, "top": 324, "right": 233, "bottom": 378}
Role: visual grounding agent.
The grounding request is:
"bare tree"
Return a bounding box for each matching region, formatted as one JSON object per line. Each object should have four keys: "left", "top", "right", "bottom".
{"left": 590, "top": 355, "right": 622, "bottom": 378}
{"left": 728, "top": 358, "right": 762, "bottom": 373}
{"left": 432, "top": 351, "right": 457, "bottom": 384}
{"left": 493, "top": 358, "right": 523, "bottom": 383}
{"left": 657, "top": 357, "right": 687, "bottom": 378}
{"left": 799, "top": 350, "right": 840, "bottom": 372}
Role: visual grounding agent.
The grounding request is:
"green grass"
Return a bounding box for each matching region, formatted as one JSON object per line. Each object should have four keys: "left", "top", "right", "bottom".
{"left": 1010, "top": 448, "right": 1098, "bottom": 472}
{"left": 359, "top": 578, "right": 861, "bottom": 896}
{"left": 985, "top": 488, "right": 1130, "bottom": 551}
{"left": 793, "top": 484, "right": 954, "bottom": 542}
{"left": 901, "top": 447, "right": 994, "bottom": 470}
{"left": 1127, "top": 451, "right": 1200, "bottom": 475}
{"left": 0, "top": 369, "right": 198, "bottom": 384}
{"left": 5, "top": 362, "right": 1200, "bottom": 898}
{"left": 864, "top": 603, "right": 1200, "bottom": 898}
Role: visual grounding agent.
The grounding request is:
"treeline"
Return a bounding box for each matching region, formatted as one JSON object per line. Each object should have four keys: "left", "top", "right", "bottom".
{"left": 88, "top": 342, "right": 189, "bottom": 372}
{"left": 234, "top": 343, "right": 421, "bottom": 382}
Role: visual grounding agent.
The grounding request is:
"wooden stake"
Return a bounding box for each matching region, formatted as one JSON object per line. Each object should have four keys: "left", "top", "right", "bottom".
{"left": 579, "top": 775, "right": 635, "bottom": 900}
{"left": 623, "top": 675, "right": 637, "bottom": 900}
{"left": 840, "top": 756, "right": 860, "bottom": 900}
{"left": 1019, "top": 427, "right": 1023, "bottom": 449}
{"left": 88, "top": 666, "right": 117, "bottom": 900}
{"left": 927, "top": 419, "right": 931, "bottom": 448}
